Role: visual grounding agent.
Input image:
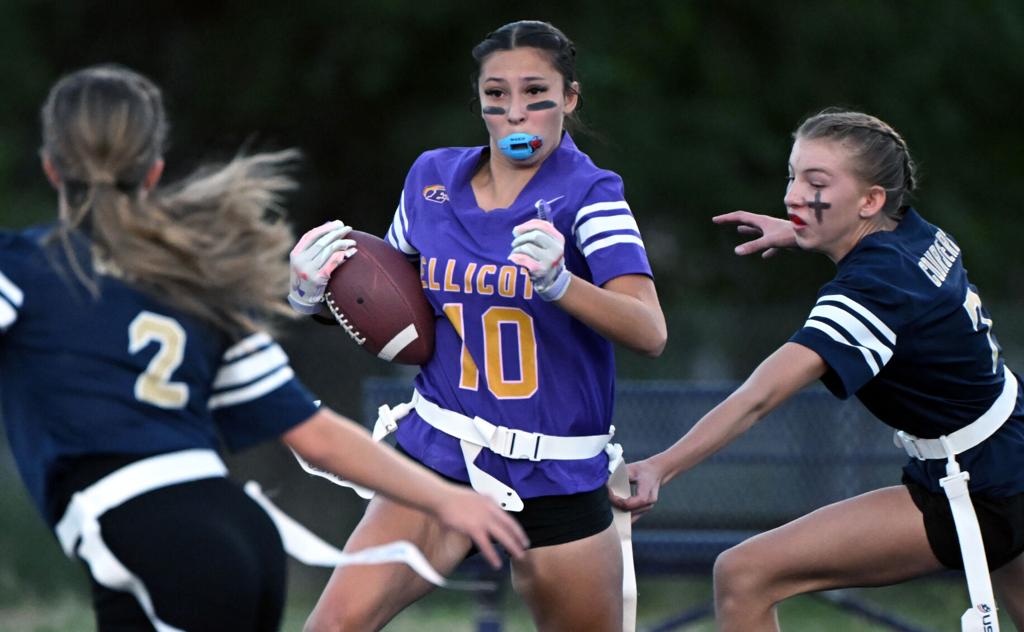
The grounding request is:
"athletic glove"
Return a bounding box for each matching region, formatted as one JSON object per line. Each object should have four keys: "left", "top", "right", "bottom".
{"left": 288, "top": 220, "right": 357, "bottom": 314}
{"left": 508, "top": 219, "right": 571, "bottom": 301}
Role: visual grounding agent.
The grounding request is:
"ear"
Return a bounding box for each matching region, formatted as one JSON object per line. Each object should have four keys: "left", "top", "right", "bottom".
{"left": 41, "top": 155, "right": 61, "bottom": 189}
{"left": 859, "top": 184, "right": 887, "bottom": 219}
{"left": 143, "top": 158, "right": 165, "bottom": 190}
{"left": 564, "top": 81, "right": 580, "bottom": 114}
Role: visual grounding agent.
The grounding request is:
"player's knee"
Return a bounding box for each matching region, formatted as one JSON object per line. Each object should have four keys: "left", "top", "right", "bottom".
{"left": 713, "top": 544, "right": 767, "bottom": 609}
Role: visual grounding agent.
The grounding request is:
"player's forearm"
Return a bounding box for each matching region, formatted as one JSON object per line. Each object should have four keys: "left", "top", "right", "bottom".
{"left": 654, "top": 343, "right": 826, "bottom": 483}
{"left": 556, "top": 274, "right": 667, "bottom": 356}
{"left": 653, "top": 388, "right": 768, "bottom": 483}
{"left": 283, "top": 409, "right": 451, "bottom": 516}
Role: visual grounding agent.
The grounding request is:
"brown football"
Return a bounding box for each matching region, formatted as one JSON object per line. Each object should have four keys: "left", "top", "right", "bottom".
{"left": 323, "top": 230, "right": 435, "bottom": 365}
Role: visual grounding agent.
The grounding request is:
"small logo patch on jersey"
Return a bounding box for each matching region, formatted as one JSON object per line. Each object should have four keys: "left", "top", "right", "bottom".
{"left": 422, "top": 185, "right": 449, "bottom": 204}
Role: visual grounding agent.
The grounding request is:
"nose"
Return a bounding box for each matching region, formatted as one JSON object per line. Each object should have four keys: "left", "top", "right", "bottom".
{"left": 783, "top": 179, "right": 802, "bottom": 209}
{"left": 506, "top": 94, "right": 527, "bottom": 125}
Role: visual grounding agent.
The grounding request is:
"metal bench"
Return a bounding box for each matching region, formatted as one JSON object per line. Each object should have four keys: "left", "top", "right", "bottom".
{"left": 361, "top": 378, "right": 934, "bottom": 632}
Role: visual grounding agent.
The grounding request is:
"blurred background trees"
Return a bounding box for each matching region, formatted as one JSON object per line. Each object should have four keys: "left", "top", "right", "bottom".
{"left": 2, "top": 0, "right": 1022, "bottom": 604}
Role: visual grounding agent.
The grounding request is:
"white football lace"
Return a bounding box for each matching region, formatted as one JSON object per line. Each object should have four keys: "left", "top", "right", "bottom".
{"left": 324, "top": 291, "right": 366, "bottom": 345}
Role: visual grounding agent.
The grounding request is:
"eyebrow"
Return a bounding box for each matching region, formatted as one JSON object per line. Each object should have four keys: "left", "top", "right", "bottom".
{"left": 483, "top": 75, "right": 550, "bottom": 84}
{"left": 789, "top": 164, "right": 833, "bottom": 177}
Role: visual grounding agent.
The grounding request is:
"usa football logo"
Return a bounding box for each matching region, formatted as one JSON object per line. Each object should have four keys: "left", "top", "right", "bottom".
{"left": 422, "top": 185, "right": 449, "bottom": 204}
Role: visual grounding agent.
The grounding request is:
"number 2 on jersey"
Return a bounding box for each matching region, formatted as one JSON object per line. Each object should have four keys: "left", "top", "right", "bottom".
{"left": 443, "top": 303, "right": 538, "bottom": 399}
{"left": 963, "top": 288, "right": 999, "bottom": 374}
{"left": 129, "top": 311, "right": 189, "bottom": 408}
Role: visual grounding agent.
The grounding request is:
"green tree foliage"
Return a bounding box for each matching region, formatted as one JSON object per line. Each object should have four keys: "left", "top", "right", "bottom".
{"left": 1, "top": 0, "right": 1021, "bottom": 376}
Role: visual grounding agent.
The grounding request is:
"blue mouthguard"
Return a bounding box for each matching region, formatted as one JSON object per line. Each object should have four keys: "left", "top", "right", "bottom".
{"left": 498, "top": 133, "right": 543, "bottom": 160}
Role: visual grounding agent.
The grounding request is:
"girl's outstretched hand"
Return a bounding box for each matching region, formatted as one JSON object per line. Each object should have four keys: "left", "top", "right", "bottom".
{"left": 713, "top": 211, "right": 796, "bottom": 259}
{"left": 434, "top": 487, "right": 530, "bottom": 569}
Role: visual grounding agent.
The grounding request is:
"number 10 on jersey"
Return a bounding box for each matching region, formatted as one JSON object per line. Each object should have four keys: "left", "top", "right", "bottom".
{"left": 443, "top": 303, "right": 538, "bottom": 399}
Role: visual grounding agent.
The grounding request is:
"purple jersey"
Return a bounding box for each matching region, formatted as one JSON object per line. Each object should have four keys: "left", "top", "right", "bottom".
{"left": 385, "top": 134, "right": 652, "bottom": 498}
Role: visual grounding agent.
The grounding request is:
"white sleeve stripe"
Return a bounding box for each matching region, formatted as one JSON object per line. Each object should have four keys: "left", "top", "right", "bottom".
{"left": 803, "top": 320, "right": 882, "bottom": 376}
{"left": 582, "top": 234, "right": 645, "bottom": 258}
{"left": 572, "top": 201, "right": 631, "bottom": 232}
{"left": 223, "top": 332, "right": 273, "bottom": 362}
{"left": 0, "top": 271, "right": 24, "bottom": 307}
{"left": 809, "top": 305, "right": 894, "bottom": 365}
{"left": 208, "top": 366, "right": 294, "bottom": 409}
{"left": 817, "top": 294, "right": 895, "bottom": 343}
{"left": 389, "top": 205, "right": 416, "bottom": 255}
{"left": 0, "top": 300, "right": 16, "bottom": 330}
{"left": 214, "top": 344, "right": 289, "bottom": 389}
{"left": 399, "top": 191, "right": 409, "bottom": 232}
{"left": 575, "top": 214, "right": 641, "bottom": 246}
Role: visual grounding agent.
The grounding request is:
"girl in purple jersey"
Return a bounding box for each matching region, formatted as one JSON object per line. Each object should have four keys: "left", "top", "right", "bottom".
{"left": 612, "top": 110, "right": 1024, "bottom": 631}
{"left": 2, "top": 64, "right": 525, "bottom": 632}
{"left": 290, "top": 20, "right": 666, "bottom": 632}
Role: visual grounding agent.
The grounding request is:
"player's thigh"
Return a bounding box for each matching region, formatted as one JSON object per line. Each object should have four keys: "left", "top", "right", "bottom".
{"left": 305, "top": 493, "right": 474, "bottom": 632}
{"left": 98, "top": 478, "right": 286, "bottom": 632}
{"left": 715, "top": 486, "right": 943, "bottom": 603}
{"left": 511, "top": 524, "right": 623, "bottom": 632}
{"left": 993, "top": 553, "right": 1024, "bottom": 627}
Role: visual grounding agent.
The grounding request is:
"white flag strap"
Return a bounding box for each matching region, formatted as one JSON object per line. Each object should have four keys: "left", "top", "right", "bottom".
{"left": 243, "top": 481, "right": 492, "bottom": 591}
{"left": 606, "top": 443, "right": 637, "bottom": 632}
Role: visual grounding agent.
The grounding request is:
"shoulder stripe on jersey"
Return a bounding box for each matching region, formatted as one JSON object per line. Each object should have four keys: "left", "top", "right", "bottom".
{"left": 818, "top": 294, "right": 895, "bottom": 343}
{"left": 803, "top": 320, "right": 882, "bottom": 376}
{"left": 209, "top": 366, "right": 295, "bottom": 409}
{"left": 0, "top": 300, "right": 16, "bottom": 331}
{"left": 387, "top": 192, "right": 417, "bottom": 255}
{"left": 582, "top": 234, "right": 645, "bottom": 258}
{"left": 0, "top": 270, "right": 24, "bottom": 307}
{"left": 213, "top": 343, "right": 289, "bottom": 389}
{"left": 224, "top": 332, "right": 273, "bottom": 362}
{"left": 808, "top": 304, "right": 893, "bottom": 367}
{"left": 575, "top": 213, "right": 641, "bottom": 247}
{"left": 572, "top": 201, "right": 631, "bottom": 232}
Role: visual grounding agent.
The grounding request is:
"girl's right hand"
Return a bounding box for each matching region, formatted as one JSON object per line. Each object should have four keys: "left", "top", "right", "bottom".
{"left": 712, "top": 211, "right": 797, "bottom": 259}
{"left": 434, "top": 487, "right": 529, "bottom": 569}
{"left": 288, "top": 220, "right": 357, "bottom": 314}
{"left": 608, "top": 458, "right": 664, "bottom": 524}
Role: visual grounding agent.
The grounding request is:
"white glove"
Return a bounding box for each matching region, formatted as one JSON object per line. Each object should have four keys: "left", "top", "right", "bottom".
{"left": 508, "top": 219, "right": 571, "bottom": 301}
{"left": 288, "top": 221, "right": 357, "bottom": 314}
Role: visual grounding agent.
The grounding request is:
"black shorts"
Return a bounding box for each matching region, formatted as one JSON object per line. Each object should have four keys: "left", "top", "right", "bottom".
{"left": 396, "top": 444, "right": 613, "bottom": 549}
{"left": 903, "top": 473, "right": 1024, "bottom": 571}
{"left": 55, "top": 457, "right": 286, "bottom": 632}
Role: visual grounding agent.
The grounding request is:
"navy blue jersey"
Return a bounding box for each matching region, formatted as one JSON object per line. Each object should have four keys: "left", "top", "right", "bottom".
{"left": 790, "top": 209, "right": 1024, "bottom": 496}
{"left": 0, "top": 226, "right": 318, "bottom": 522}
{"left": 384, "top": 134, "right": 653, "bottom": 498}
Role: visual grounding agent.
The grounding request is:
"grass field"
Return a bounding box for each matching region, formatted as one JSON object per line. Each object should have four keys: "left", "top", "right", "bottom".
{"left": 0, "top": 574, "right": 1015, "bottom": 631}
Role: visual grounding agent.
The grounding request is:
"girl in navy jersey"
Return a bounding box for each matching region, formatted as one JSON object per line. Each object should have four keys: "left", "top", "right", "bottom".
{"left": 0, "top": 64, "right": 525, "bottom": 632}
{"left": 291, "top": 20, "right": 666, "bottom": 632}
{"left": 613, "top": 109, "right": 1024, "bottom": 631}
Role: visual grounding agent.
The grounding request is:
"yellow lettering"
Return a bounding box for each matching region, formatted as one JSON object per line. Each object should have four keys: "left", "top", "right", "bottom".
{"left": 498, "top": 265, "right": 517, "bottom": 297}
{"left": 520, "top": 268, "right": 534, "bottom": 300}
{"left": 463, "top": 262, "right": 477, "bottom": 294}
{"left": 427, "top": 257, "right": 441, "bottom": 291}
{"left": 477, "top": 264, "right": 496, "bottom": 295}
{"left": 443, "top": 259, "right": 460, "bottom": 292}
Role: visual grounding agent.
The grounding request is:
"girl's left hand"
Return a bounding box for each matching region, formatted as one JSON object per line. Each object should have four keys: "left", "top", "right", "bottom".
{"left": 508, "top": 219, "right": 570, "bottom": 301}
{"left": 608, "top": 458, "right": 663, "bottom": 523}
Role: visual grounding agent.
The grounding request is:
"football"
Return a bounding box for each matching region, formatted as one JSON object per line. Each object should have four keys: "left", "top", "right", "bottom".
{"left": 323, "top": 230, "right": 435, "bottom": 364}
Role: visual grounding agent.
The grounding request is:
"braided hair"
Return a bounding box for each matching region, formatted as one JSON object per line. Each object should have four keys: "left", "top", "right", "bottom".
{"left": 795, "top": 108, "right": 918, "bottom": 220}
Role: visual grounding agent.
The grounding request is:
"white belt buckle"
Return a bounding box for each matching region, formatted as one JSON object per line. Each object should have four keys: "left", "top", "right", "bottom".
{"left": 492, "top": 426, "right": 543, "bottom": 461}
{"left": 895, "top": 430, "right": 924, "bottom": 460}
